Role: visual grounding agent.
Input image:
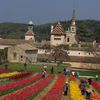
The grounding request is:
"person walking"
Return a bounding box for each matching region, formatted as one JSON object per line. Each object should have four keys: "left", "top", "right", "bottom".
{"left": 88, "top": 78, "right": 92, "bottom": 85}
{"left": 51, "top": 66, "right": 54, "bottom": 74}
{"left": 64, "top": 81, "right": 68, "bottom": 96}
{"left": 85, "top": 88, "right": 92, "bottom": 99}
{"left": 24, "top": 63, "right": 27, "bottom": 70}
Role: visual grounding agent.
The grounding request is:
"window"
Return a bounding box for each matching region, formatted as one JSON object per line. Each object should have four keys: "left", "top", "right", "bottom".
{"left": 67, "top": 38, "right": 70, "bottom": 42}
{"left": 20, "top": 56, "right": 23, "bottom": 61}
{"left": 72, "top": 28, "right": 75, "bottom": 31}
{"left": 13, "top": 52, "right": 17, "bottom": 60}
{"left": 89, "top": 53, "right": 91, "bottom": 55}
{"left": 54, "top": 38, "right": 61, "bottom": 40}
{"left": 20, "top": 56, "right": 23, "bottom": 58}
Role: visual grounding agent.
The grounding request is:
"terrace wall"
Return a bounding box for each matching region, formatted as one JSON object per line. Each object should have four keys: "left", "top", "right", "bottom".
{"left": 65, "top": 62, "right": 100, "bottom": 70}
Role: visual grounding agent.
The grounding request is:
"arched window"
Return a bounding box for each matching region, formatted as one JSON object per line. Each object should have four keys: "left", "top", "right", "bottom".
{"left": 13, "top": 52, "right": 17, "bottom": 60}
{"left": 72, "top": 27, "right": 75, "bottom": 31}
{"left": 67, "top": 38, "right": 70, "bottom": 42}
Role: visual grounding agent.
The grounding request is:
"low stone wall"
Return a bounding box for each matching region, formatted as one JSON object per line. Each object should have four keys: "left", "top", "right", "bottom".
{"left": 65, "top": 62, "right": 100, "bottom": 70}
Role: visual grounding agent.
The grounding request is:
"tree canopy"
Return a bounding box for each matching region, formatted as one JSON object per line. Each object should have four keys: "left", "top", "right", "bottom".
{"left": 0, "top": 20, "right": 100, "bottom": 42}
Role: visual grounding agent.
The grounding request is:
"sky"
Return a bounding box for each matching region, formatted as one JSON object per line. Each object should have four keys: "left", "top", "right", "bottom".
{"left": 0, "top": 0, "right": 100, "bottom": 24}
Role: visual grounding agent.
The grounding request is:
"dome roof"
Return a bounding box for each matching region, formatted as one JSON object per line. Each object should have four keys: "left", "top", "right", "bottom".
{"left": 28, "top": 21, "right": 33, "bottom": 25}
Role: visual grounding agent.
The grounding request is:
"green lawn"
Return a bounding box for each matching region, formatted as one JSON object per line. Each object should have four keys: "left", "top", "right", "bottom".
{"left": 78, "top": 70, "right": 100, "bottom": 76}
{"left": 0, "top": 62, "right": 69, "bottom": 74}
{"left": 1, "top": 62, "right": 100, "bottom": 77}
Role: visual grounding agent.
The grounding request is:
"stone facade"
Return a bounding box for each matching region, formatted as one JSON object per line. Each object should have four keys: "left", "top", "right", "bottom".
{"left": 50, "top": 21, "right": 66, "bottom": 46}
{"left": 51, "top": 34, "right": 65, "bottom": 46}
{"left": 50, "top": 9, "right": 77, "bottom": 46}
{"left": 8, "top": 43, "right": 38, "bottom": 63}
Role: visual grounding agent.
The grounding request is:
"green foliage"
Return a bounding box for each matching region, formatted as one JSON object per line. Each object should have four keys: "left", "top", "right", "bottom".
{"left": 56, "top": 44, "right": 69, "bottom": 50}
{"left": 81, "top": 43, "right": 93, "bottom": 47}
{"left": 0, "top": 20, "right": 100, "bottom": 42}
{"left": 71, "top": 44, "right": 78, "bottom": 47}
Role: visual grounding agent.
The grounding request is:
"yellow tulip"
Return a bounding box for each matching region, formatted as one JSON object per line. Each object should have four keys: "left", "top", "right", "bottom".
{"left": 0, "top": 72, "right": 19, "bottom": 78}
{"left": 70, "top": 81, "right": 85, "bottom": 100}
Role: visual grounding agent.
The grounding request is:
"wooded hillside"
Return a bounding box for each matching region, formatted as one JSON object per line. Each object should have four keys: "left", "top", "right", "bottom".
{"left": 0, "top": 20, "right": 100, "bottom": 42}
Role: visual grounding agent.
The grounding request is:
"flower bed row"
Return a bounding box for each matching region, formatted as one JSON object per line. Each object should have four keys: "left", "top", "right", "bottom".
{"left": 2, "top": 74, "right": 54, "bottom": 100}
{"left": 69, "top": 75, "right": 75, "bottom": 81}
{"left": 0, "top": 68, "right": 11, "bottom": 74}
{"left": 10, "top": 72, "right": 31, "bottom": 80}
{"left": 92, "top": 81, "right": 100, "bottom": 92}
{"left": 0, "top": 72, "right": 19, "bottom": 78}
{"left": 91, "top": 93, "right": 100, "bottom": 100}
{"left": 0, "top": 73, "right": 41, "bottom": 92}
{"left": 42, "top": 75, "right": 66, "bottom": 100}
{"left": 70, "top": 81, "right": 85, "bottom": 100}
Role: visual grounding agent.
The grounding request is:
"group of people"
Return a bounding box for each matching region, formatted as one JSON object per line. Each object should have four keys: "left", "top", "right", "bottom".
{"left": 79, "top": 78, "right": 93, "bottom": 99}
{"left": 63, "top": 68, "right": 70, "bottom": 75}
{"left": 72, "top": 71, "right": 80, "bottom": 78}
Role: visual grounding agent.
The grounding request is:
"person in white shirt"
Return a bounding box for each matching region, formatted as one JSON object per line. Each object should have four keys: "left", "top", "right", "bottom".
{"left": 72, "top": 71, "right": 75, "bottom": 75}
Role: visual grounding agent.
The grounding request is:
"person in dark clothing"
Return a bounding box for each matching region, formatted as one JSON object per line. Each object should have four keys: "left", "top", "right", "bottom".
{"left": 5, "top": 63, "right": 8, "bottom": 70}
{"left": 88, "top": 78, "right": 92, "bottom": 85}
{"left": 85, "top": 88, "right": 92, "bottom": 99}
{"left": 42, "top": 71, "right": 46, "bottom": 78}
{"left": 64, "top": 81, "right": 68, "bottom": 96}
{"left": 24, "top": 63, "right": 27, "bottom": 70}
{"left": 63, "top": 68, "right": 67, "bottom": 75}
{"left": 81, "top": 85, "right": 86, "bottom": 95}
{"left": 51, "top": 66, "right": 54, "bottom": 74}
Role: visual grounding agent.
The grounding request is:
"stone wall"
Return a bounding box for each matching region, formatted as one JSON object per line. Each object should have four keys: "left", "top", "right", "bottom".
{"left": 65, "top": 62, "right": 100, "bottom": 70}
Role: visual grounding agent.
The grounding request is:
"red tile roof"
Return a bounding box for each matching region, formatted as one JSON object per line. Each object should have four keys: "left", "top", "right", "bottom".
{"left": 51, "top": 22, "right": 65, "bottom": 35}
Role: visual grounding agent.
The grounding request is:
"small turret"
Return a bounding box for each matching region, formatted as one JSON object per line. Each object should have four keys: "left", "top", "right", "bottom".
{"left": 28, "top": 21, "right": 33, "bottom": 25}
{"left": 25, "top": 21, "right": 35, "bottom": 41}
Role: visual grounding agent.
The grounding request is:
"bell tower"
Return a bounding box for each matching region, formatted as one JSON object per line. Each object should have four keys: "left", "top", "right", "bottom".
{"left": 66, "top": 9, "right": 77, "bottom": 45}
{"left": 70, "top": 9, "right": 76, "bottom": 34}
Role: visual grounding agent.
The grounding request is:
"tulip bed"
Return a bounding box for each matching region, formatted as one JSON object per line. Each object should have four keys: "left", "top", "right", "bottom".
{"left": 0, "top": 72, "right": 19, "bottom": 78}
{"left": 0, "top": 73, "right": 41, "bottom": 92}
{"left": 70, "top": 81, "right": 85, "bottom": 100}
{"left": 91, "top": 93, "right": 100, "bottom": 100}
{"left": 0, "top": 68, "right": 11, "bottom": 74}
{"left": 2, "top": 74, "right": 54, "bottom": 100}
{"left": 92, "top": 81, "right": 100, "bottom": 92}
{"left": 42, "top": 75, "right": 66, "bottom": 100}
{"left": 69, "top": 75, "right": 75, "bottom": 81}
{"left": 10, "top": 72, "right": 31, "bottom": 80}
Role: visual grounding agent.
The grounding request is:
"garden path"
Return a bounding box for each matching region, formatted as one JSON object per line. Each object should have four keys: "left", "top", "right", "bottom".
{"left": 61, "top": 77, "right": 69, "bottom": 100}
{"left": 33, "top": 74, "right": 58, "bottom": 100}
